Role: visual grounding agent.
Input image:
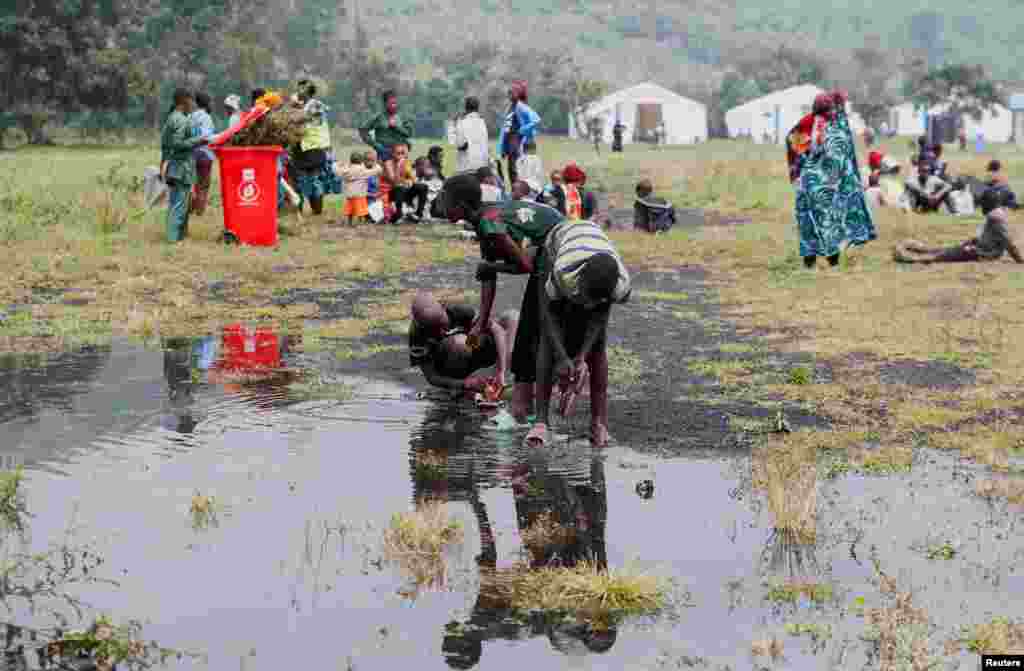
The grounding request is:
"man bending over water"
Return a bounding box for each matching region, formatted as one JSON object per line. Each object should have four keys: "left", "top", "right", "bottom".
{"left": 409, "top": 292, "right": 518, "bottom": 393}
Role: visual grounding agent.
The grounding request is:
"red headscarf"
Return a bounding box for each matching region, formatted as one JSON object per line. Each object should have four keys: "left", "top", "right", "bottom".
{"left": 868, "top": 151, "right": 883, "bottom": 170}
{"left": 510, "top": 80, "right": 528, "bottom": 103}
{"left": 786, "top": 89, "right": 848, "bottom": 182}
{"left": 562, "top": 163, "right": 586, "bottom": 185}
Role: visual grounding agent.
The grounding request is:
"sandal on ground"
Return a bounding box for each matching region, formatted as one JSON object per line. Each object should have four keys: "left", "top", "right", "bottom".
{"left": 524, "top": 423, "right": 549, "bottom": 448}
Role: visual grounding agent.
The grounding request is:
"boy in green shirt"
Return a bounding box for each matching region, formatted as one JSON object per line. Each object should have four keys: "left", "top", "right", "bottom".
{"left": 160, "top": 89, "right": 209, "bottom": 242}
{"left": 440, "top": 174, "right": 564, "bottom": 423}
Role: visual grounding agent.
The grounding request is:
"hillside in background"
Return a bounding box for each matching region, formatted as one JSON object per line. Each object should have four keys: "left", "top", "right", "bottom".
{"left": 365, "top": 0, "right": 1023, "bottom": 91}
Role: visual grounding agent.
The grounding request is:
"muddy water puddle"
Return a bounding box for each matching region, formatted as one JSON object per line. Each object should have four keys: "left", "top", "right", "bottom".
{"left": 0, "top": 286, "right": 1020, "bottom": 668}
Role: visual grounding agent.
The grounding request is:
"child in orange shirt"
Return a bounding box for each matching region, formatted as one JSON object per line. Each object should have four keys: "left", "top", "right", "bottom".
{"left": 336, "top": 151, "right": 382, "bottom": 225}
{"left": 390, "top": 143, "right": 429, "bottom": 223}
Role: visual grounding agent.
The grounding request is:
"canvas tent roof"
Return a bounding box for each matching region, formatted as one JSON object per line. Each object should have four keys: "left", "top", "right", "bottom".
{"left": 569, "top": 82, "right": 708, "bottom": 145}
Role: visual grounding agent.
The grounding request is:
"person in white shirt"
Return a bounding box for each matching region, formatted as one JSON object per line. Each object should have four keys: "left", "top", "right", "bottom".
{"left": 515, "top": 141, "right": 544, "bottom": 197}
{"left": 224, "top": 94, "right": 242, "bottom": 128}
{"left": 448, "top": 97, "right": 490, "bottom": 175}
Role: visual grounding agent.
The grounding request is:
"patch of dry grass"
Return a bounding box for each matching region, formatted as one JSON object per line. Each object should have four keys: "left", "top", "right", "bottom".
{"left": 952, "top": 617, "right": 1024, "bottom": 654}
{"left": 750, "top": 636, "right": 784, "bottom": 659}
{"left": 383, "top": 502, "right": 463, "bottom": 590}
{"left": 519, "top": 511, "right": 577, "bottom": 561}
{"left": 930, "top": 423, "right": 1024, "bottom": 471}
{"left": 974, "top": 478, "right": 1024, "bottom": 504}
{"left": 481, "top": 561, "right": 667, "bottom": 624}
{"left": 752, "top": 436, "right": 817, "bottom": 543}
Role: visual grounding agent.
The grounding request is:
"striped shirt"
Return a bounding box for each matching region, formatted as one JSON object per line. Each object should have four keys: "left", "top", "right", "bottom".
{"left": 544, "top": 221, "right": 630, "bottom": 303}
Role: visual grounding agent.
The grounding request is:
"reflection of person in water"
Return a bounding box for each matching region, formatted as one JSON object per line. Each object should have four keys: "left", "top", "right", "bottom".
{"left": 441, "top": 455, "right": 615, "bottom": 668}
{"left": 162, "top": 337, "right": 198, "bottom": 434}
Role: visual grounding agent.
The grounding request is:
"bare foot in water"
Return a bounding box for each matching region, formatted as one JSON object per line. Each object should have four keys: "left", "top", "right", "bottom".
{"left": 590, "top": 423, "right": 609, "bottom": 447}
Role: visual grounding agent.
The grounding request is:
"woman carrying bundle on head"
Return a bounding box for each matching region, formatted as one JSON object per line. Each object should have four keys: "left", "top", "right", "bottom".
{"left": 786, "top": 90, "right": 876, "bottom": 269}
{"left": 290, "top": 80, "right": 341, "bottom": 216}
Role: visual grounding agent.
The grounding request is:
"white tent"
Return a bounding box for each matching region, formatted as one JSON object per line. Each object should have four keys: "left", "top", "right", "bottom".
{"left": 725, "top": 84, "right": 822, "bottom": 144}
{"left": 568, "top": 82, "right": 708, "bottom": 145}
{"left": 888, "top": 102, "right": 928, "bottom": 136}
{"left": 889, "top": 101, "right": 1013, "bottom": 142}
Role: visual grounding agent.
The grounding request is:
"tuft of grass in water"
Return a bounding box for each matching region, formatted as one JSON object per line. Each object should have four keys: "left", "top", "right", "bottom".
{"left": 607, "top": 345, "right": 642, "bottom": 387}
{"left": 0, "top": 467, "right": 29, "bottom": 531}
{"left": 189, "top": 491, "right": 221, "bottom": 531}
{"left": 953, "top": 617, "right": 1024, "bottom": 654}
{"left": 788, "top": 365, "right": 813, "bottom": 386}
{"left": 784, "top": 622, "right": 832, "bottom": 640}
{"left": 752, "top": 438, "right": 817, "bottom": 543}
{"left": 766, "top": 579, "right": 833, "bottom": 604}
{"left": 385, "top": 503, "right": 464, "bottom": 556}
{"left": 498, "top": 561, "right": 666, "bottom": 622}
{"left": 974, "top": 478, "right": 1024, "bottom": 504}
{"left": 289, "top": 372, "right": 355, "bottom": 401}
{"left": 413, "top": 450, "right": 447, "bottom": 485}
{"left": 519, "top": 511, "right": 576, "bottom": 561}
{"left": 923, "top": 541, "right": 957, "bottom": 561}
{"left": 750, "top": 636, "right": 784, "bottom": 659}
{"left": 718, "top": 342, "right": 756, "bottom": 354}
{"left": 383, "top": 502, "right": 463, "bottom": 590}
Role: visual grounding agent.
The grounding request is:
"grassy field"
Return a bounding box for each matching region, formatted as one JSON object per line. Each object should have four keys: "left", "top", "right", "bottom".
{"left": 3, "top": 133, "right": 1024, "bottom": 465}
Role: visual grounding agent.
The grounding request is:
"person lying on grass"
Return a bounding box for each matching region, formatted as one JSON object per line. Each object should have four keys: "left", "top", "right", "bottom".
{"left": 527, "top": 220, "right": 631, "bottom": 448}
{"left": 894, "top": 185, "right": 1023, "bottom": 264}
{"left": 440, "top": 174, "right": 565, "bottom": 421}
{"left": 409, "top": 292, "right": 518, "bottom": 394}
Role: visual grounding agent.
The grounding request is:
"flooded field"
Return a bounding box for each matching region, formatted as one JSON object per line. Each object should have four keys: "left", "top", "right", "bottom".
{"left": 1, "top": 270, "right": 1021, "bottom": 670}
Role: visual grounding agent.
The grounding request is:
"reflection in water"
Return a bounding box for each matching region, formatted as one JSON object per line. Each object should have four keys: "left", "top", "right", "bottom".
{"left": 0, "top": 346, "right": 111, "bottom": 425}
{"left": 406, "top": 404, "right": 617, "bottom": 668}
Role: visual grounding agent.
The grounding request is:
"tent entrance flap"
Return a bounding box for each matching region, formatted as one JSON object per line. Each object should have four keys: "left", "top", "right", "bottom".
{"left": 635, "top": 103, "right": 663, "bottom": 142}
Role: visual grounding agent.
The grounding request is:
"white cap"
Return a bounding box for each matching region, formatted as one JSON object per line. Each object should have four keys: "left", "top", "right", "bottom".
{"left": 224, "top": 94, "right": 241, "bottom": 110}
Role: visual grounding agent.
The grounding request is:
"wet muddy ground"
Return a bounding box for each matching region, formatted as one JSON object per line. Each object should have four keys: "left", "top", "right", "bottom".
{"left": 0, "top": 264, "right": 1020, "bottom": 669}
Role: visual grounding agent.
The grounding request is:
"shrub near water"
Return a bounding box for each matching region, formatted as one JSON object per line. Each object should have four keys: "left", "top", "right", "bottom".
{"left": 383, "top": 502, "right": 463, "bottom": 590}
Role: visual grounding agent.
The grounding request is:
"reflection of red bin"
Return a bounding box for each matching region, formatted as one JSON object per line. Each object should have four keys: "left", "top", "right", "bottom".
{"left": 216, "top": 324, "right": 281, "bottom": 372}
{"left": 213, "top": 146, "right": 284, "bottom": 246}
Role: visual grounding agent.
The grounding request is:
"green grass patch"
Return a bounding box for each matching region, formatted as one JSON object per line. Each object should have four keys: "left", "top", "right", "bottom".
{"left": 607, "top": 345, "right": 642, "bottom": 387}
{"left": 765, "top": 580, "right": 833, "bottom": 605}
{"left": 634, "top": 290, "right": 690, "bottom": 302}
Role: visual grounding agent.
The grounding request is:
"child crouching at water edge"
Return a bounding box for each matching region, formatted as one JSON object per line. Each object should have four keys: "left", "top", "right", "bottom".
{"left": 336, "top": 150, "right": 382, "bottom": 225}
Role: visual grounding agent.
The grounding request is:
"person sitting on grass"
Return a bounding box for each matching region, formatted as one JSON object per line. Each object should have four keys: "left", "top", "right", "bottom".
{"left": 633, "top": 178, "right": 676, "bottom": 233}
{"left": 539, "top": 169, "right": 564, "bottom": 208}
{"left": 528, "top": 220, "right": 631, "bottom": 448}
{"left": 440, "top": 173, "right": 566, "bottom": 422}
{"left": 476, "top": 165, "right": 506, "bottom": 203}
{"left": 336, "top": 150, "right": 382, "bottom": 225}
{"left": 428, "top": 145, "right": 446, "bottom": 181}
{"left": 390, "top": 142, "right": 429, "bottom": 223}
{"left": 903, "top": 161, "right": 954, "bottom": 213}
{"left": 984, "top": 159, "right": 1018, "bottom": 209}
{"left": 160, "top": 88, "right": 209, "bottom": 243}
{"left": 409, "top": 292, "right": 518, "bottom": 394}
{"left": 894, "top": 184, "right": 1023, "bottom": 264}
{"left": 415, "top": 157, "right": 445, "bottom": 219}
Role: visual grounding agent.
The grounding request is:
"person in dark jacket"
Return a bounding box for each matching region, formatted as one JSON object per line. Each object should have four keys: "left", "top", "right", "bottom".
{"left": 633, "top": 178, "right": 676, "bottom": 232}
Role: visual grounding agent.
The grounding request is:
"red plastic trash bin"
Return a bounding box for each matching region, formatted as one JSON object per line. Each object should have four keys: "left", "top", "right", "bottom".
{"left": 214, "top": 146, "right": 284, "bottom": 246}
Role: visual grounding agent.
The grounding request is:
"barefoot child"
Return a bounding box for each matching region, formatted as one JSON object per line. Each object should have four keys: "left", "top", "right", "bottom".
{"left": 336, "top": 151, "right": 382, "bottom": 225}
{"left": 440, "top": 174, "right": 565, "bottom": 421}
{"left": 529, "top": 220, "right": 631, "bottom": 447}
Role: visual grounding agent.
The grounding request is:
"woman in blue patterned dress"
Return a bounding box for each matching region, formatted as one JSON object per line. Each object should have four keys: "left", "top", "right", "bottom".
{"left": 786, "top": 90, "right": 876, "bottom": 268}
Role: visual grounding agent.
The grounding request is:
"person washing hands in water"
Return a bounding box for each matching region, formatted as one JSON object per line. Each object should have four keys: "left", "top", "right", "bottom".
{"left": 439, "top": 174, "right": 564, "bottom": 422}
{"left": 528, "top": 219, "right": 631, "bottom": 448}
{"left": 409, "top": 292, "right": 518, "bottom": 394}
